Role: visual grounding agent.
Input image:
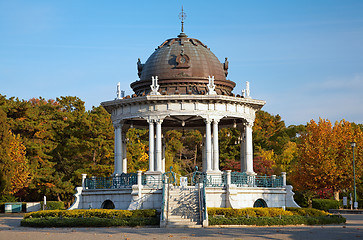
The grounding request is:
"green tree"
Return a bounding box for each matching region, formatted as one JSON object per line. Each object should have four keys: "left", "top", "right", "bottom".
{"left": 0, "top": 108, "right": 12, "bottom": 196}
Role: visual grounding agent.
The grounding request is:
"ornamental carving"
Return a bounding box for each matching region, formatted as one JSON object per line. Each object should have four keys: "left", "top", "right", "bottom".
{"left": 175, "top": 49, "right": 190, "bottom": 69}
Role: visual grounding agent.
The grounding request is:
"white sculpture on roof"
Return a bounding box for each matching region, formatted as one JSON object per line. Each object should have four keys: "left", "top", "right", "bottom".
{"left": 150, "top": 76, "right": 160, "bottom": 95}
{"left": 207, "top": 76, "right": 217, "bottom": 95}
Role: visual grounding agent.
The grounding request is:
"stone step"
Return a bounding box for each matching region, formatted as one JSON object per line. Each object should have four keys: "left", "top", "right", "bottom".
{"left": 167, "top": 202, "right": 199, "bottom": 207}
{"left": 168, "top": 207, "right": 199, "bottom": 212}
{"left": 169, "top": 214, "right": 200, "bottom": 218}
{"left": 167, "top": 219, "right": 201, "bottom": 224}
{"left": 168, "top": 201, "right": 199, "bottom": 204}
{"left": 168, "top": 193, "right": 198, "bottom": 197}
{"left": 169, "top": 210, "right": 200, "bottom": 215}
{"left": 167, "top": 190, "right": 198, "bottom": 193}
{"left": 165, "top": 222, "right": 202, "bottom": 228}
{"left": 168, "top": 207, "right": 199, "bottom": 211}
{"left": 164, "top": 186, "right": 201, "bottom": 228}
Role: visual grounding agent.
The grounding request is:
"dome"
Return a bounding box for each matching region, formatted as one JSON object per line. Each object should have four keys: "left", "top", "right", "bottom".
{"left": 130, "top": 33, "right": 236, "bottom": 96}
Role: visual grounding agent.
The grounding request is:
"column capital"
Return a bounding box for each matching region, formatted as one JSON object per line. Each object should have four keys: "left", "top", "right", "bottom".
{"left": 146, "top": 117, "right": 154, "bottom": 124}
{"left": 113, "top": 120, "right": 123, "bottom": 128}
{"left": 204, "top": 118, "right": 213, "bottom": 125}
{"left": 155, "top": 118, "right": 163, "bottom": 125}
{"left": 244, "top": 120, "right": 254, "bottom": 128}
{"left": 213, "top": 118, "right": 220, "bottom": 124}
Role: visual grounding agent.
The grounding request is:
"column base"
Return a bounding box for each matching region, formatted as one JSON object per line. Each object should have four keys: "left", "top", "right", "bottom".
{"left": 145, "top": 171, "right": 163, "bottom": 175}
{"left": 245, "top": 171, "right": 256, "bottom": 176}
{"left": 205, "top": 170, "right": 222, "bottom": 175}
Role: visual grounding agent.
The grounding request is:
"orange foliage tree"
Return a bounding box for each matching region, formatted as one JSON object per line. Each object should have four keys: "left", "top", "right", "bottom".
{"left": 8, "top": 131, "right": 30, "bottom": 195}
{"left": 290, "top": 118, "right": 363, "bottom": 200}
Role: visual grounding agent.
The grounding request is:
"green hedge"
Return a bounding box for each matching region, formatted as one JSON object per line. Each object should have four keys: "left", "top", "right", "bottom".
{"left": 21, "top": 216, "right": 158, "bottom": 227}
{"left": 208, "top": 208, "right": 293, "bottom": 217}
{"left": 24, "top": 209, "right": 157, "bottom": 219}
{"left": 208, "top": 207, "right": 328, "bottom": 218}
{"left": 209, "top": 215, "right": 346, "bottom": 226}
{"left": 21, "top": 209, "right": 159, "bottom": 227}
{"left": 286, "top": 207, "right": 329, "bottom": 216}
{"left": 40, "top": 201, "right": 65, "bottom": 210}
{"left": 312, "top": 199, "right": 342, "bottom": 211}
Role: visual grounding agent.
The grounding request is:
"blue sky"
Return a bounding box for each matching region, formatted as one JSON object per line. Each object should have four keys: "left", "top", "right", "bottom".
{"left": 1, "top": 0, "right": 362, "bottom": 126}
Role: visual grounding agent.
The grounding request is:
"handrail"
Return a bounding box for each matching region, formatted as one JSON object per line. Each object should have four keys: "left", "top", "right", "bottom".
{"left": 201, "top": 175, "right": 207, "bottom": 225}
{"left": 160, "top": 174, "right": 166, "bottom": 222}
{"left": 193, "top": 166, "right": 207, "bottom": 225}
{"left": 197, "top": 181, "right": 202, "bottom": 223}
{"left": 162, "top": 166, "right": 176, "bottom": 184}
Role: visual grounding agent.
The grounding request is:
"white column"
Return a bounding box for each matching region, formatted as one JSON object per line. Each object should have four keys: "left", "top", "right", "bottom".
{"left": 205, "top": 119, "right": 212, "bottom": 172}
{"left": 202, "top": 132, "right": 206, "bottom": 171}
{"left": 240, "top": 127, "right": 247, "bottom": 172}
{"left": 212, "top": 119, "right": 219, "bottom": 171}
{"left": 245, "top": 122, "right": 254, "bottom": 174}
{"left": 137, "top": 170, "right": 142, "bottom": 198}
{"left": 281, "top": 172, "right": 287, "bottom": 186}
{"left": 148, "top": 119, "right": 155, "bottom": 172}
{"left": 82, "top": 174, "right": 87, "bottom": 189}
{"left": 114, "top": 122, "right": 122, "bottom": 175}
{"left": 122, "top": 131, "right": 127, "bottom": 173}
{"left": 155, "top": 119, "right": 163, "bottom": 172}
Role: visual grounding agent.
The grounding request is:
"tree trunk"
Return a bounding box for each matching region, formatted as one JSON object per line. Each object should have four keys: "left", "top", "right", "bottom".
{"left": 57, "top": 193, "right": 62, "bottom": 202}
{"left": 333, "top": 190, "right": 340, "bottom": 201}
{"left": 93, "top": 150, "right": 97, "bottom": 165}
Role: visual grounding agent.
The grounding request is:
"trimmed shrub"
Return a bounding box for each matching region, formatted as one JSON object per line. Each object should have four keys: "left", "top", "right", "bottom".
{"left": 208, "top": 208, "right": 293, "bottom": 218}
{"left": 22, "top": 209, "right": 159, "bottom": 227}
{"left": 21, "top": 216, "right": 159, "bottom": 228}
{"left": 286, "top": 207, "right": 329, "bottom": 217}
{"left": 312, "top": 199, "right": 342, "bottom": 211}
{"left": 40, "top": 201, "right": 65, "bottom": 210}
{"left": 209, "top": 215, "right": 346, "bottom": 226}
{"left": 24, "top": 209, "right": 157, "bottom": 219}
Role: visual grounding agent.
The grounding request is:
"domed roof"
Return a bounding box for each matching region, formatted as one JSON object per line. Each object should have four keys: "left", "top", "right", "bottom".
{"left": 131, "top": 33, "right": 236, "bottom": 96}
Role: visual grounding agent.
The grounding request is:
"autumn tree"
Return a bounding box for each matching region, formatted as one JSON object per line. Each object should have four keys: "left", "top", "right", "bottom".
{"left": 126, "top": 128, "right": 149, "bottom": 172}
{"left": 219, "top": 128, "right": 241, "bottom": 170}
{"left": 0, "top": 108, "right": 30, "bottom": 198}
{"left": 290, "top": 119, "right": 363, "bottom": 200}
{"left": 253, "top": 146, "right": 276, "bottom": 175}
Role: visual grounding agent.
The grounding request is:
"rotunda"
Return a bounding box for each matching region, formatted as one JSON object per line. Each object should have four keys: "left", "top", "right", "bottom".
{"left": 69, "top": 17, "right": 300, "bottom": 222}
{"left": 101, "top": 29, "right": 265, "bottom": 177}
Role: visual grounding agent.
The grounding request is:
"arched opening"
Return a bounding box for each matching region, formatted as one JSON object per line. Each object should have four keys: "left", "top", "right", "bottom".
{"left": 101, "top": 200, "right": 115, "bottom": 209}
{"left": 253, "top": 198, "right": 267, "bottom": 208}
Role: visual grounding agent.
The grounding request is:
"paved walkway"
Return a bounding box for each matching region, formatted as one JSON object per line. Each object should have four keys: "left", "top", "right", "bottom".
{"left": 0, "top": 214, "right": 362, "bottom": 240}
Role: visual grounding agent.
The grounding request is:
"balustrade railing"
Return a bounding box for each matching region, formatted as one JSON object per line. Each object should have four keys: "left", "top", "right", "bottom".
{"left": 255, "top": 175, "right": 283, "bottom": 188}
{"left": 84, "top": 170, "right": 283, "bottom": 190}
{"left": 85, "top": 173, "right": 137, "bottom": 189}
{"left": 231, "top": 172, "right": 254, "bottom": 187}
{"left": 230, "top": 172, "right": 283, "bottom": 188}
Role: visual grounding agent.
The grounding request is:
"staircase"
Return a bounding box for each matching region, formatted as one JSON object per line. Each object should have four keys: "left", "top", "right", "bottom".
{"left": 164, "top": 186, "right": 202, "bottom": 228}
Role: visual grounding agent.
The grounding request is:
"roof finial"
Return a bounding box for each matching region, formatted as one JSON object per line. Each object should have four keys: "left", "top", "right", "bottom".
{"left": 179, "top": 6, "right": 187, "bottom": 33}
